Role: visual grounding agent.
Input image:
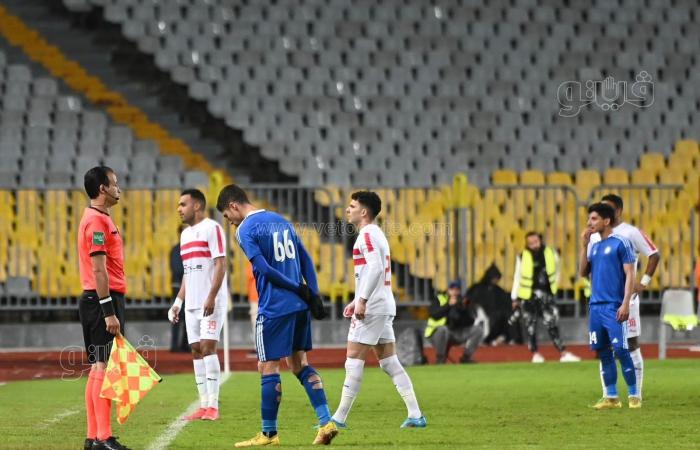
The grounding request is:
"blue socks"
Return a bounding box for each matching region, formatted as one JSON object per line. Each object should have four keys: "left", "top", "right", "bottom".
{"left": 614, "top": 347, "right": 638, "bottom": 397}
{"left": 599, "top": 348, "right": 618, "bottom": 397}
{"left": 296, "top": 365, "right": 331, "bottom": 425}
{"left": 260, "top": 366, "right": 331, "bottom": 434}
{"left": 261, "top": 374, "right": 281, "bottom": 433}
{"left": 599, "top": 347, "right": 638, "bottom": 397}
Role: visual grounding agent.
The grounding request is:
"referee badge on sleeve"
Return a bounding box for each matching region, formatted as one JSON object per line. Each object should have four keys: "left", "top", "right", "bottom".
{"left": 93, "top": 231, "right": 105, "bottom": 245}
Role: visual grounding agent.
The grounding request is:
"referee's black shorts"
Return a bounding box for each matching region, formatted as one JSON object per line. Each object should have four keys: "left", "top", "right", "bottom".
{"left": 78, "top": 290, "right": 126, "bottom": 364}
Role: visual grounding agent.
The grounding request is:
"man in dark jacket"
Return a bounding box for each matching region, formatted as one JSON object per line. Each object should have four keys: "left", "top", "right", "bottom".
{"left": 425, "top": 280, "right": 486, "bottom": 364}
{"left": 468, "top": 264, "right": 521, "bottom": 345}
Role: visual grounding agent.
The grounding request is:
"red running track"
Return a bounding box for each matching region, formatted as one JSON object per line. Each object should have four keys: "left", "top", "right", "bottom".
{"left": 0, "top": 344, "right": 698, "bottom": 382}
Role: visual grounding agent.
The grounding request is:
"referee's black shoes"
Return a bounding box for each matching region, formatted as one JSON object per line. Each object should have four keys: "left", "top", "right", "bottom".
{"left": 92, "top": 436, "right": 131, "bottom": 450}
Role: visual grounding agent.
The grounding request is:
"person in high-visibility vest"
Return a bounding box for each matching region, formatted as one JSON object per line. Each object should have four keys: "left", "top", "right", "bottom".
{"left": 425, "top": 280, "right": 486, "bottom": 364}
{"left": 511, "top": 232, "right": 581, "bottom": 363}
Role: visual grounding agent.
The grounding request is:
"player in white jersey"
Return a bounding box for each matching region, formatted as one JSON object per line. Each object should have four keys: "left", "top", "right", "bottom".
{"left": 589, "top": 194, "right": 660, "bottom": 404}
{"left": 330, "top": 191, "right": 426, "bottom": 429}
{"left": 167, "top": 189, "right": 228, "bottom": 421}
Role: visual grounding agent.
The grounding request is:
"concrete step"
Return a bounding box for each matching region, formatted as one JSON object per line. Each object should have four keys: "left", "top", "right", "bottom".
{"left": 0, "top": 0, "right": 287, "bottom": 184}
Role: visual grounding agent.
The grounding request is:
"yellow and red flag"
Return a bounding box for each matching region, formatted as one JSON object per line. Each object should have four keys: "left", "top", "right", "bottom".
{"left": 100, "top": 334, "right": 162, "bottom": 424}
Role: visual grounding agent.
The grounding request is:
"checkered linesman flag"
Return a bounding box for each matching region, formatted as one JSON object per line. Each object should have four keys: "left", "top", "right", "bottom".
{"left": 100, "top": 334, "right": 162, "bottom": 424}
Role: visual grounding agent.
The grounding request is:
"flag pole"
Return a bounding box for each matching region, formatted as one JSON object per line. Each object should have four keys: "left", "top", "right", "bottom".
{"left": 223, "top": 306, "right": 231, "bottom": 375}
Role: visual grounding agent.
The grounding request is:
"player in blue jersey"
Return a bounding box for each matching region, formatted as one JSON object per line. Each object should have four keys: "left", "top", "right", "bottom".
{"left": 217, "top": 184, "right": 338, "bottom": 446}
{"left": 579, "top": 202, "right": 640, "bottom": 410}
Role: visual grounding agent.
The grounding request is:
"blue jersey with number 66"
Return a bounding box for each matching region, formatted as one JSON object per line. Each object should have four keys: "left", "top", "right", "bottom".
{"left": 236, "top": 210, "right": 308, "bottom": 318}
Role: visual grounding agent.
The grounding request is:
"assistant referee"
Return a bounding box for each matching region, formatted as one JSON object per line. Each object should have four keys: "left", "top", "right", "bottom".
{"left": 77, "top": 166, "right": 130, "bottom": 450}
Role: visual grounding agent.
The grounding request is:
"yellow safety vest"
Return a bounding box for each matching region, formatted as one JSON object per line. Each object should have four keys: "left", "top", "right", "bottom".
{"left": 424, "top": 294, "right": 448, "bottom": 338}
{"left": 517, "top": 247, "right": 558, "bottom": 300}
{"left": 574, "top": 277, "right": 591, "bottom": 301}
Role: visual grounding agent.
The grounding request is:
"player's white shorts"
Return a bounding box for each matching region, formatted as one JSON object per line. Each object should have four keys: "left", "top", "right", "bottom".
{"left": 185, "top": 307, "right": 226, "bottom": 344}
{"left": 348, "top": 314, "right": 395, "bottom": 345}
{"left": 626, "top": 294, "right": 641, "bottom": 338}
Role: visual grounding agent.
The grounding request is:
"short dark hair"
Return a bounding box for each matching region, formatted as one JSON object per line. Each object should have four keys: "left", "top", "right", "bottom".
{"left": 181, "top": 188, "right": 206, "bottom": 209}
{"left": 351, "top": 190, "right": 381, "bottom": 219}
{"left": 216, "top": 184, "right": 250, "bottom": 212}
{"left": 601, "top": 193, "right": 623, "bottom": 211}
{"left": 84, "top": 166, "right": 114, "bottom": 199}
{"left": 525, "top": 231, "right": 542, "bottom": 240}
{"left": 587, "top": 202, "right": 615, "bottom": 221}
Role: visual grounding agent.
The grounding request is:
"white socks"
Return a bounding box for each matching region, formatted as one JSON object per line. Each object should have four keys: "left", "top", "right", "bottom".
{"left": 193, "top": 358, "right": 208, "bottom": 408}
{"left": 332, "top": 355, "right": 423, "bottom": 423}
{"left": 332, "top": 358, "right": 364, "bottom": 424}
{"left": 379, "top": 355, "right": 422, "bottom": 419}
{"left": 203, "top": 354, "right": 221, "bottom": 409}
{"left": 599, "top": 361, "right": 608, "bottom": 397}
{"left": 630, "top": 348, "right": 644, "bottom": 398}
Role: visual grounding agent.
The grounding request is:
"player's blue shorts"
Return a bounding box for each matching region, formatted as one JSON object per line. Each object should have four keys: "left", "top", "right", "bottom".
{"left": 255, "top": 309, "right": 312, "bottom": 362}
{"left": 589, "top": 303, "right": 629, "bottom": 351}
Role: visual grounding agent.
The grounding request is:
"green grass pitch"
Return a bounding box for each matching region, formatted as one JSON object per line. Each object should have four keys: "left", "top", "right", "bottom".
{"left": 2, "top": 360, "right": 698, "bottom": 449}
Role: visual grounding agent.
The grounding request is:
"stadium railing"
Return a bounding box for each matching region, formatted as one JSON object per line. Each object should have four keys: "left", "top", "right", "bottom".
{"left": 0, "top": 183, "right": 697, "bottom": 320}
{"left": 455, "top": 183, "right": 697, "bottom": 315}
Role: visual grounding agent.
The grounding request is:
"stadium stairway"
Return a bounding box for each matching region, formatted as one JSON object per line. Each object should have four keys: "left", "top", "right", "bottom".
{"left": 0, "top": 3, "right": 212, "bottom": 175}
{"left": 0, "top": 0, "right": 280, "bottom": 183}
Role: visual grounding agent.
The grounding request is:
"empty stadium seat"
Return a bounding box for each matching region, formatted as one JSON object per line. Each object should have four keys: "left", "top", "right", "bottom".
{"left": 639, "top": 153, "right": 666, "bottom": 176}
{"left": 603, "top": 168, "right": 629, "bottom": 185}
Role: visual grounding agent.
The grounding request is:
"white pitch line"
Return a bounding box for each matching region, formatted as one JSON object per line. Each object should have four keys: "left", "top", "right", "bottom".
{"left": 146, "top": 372, "right": 231, "bottom": 450}
{"left": 38, "top": 408, "right": 80, "bottom": 430}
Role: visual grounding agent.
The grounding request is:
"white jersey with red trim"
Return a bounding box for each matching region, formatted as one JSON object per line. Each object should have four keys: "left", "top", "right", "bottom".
{"left": 180, "top": 217, "right": 228, "bottom": 310}
{"left": 352, "top": 223, "right": 396, "bottom": 316}
{"left": 590, "top": 222, "right": 658, "bottom": 273}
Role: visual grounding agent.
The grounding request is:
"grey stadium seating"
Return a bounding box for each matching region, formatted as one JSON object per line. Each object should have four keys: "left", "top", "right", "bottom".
{"left": 60, "top": 0, "right": 700, "bottom": 188}
{"left": 0, "top": 46, "right": 207, "bottom": 190}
